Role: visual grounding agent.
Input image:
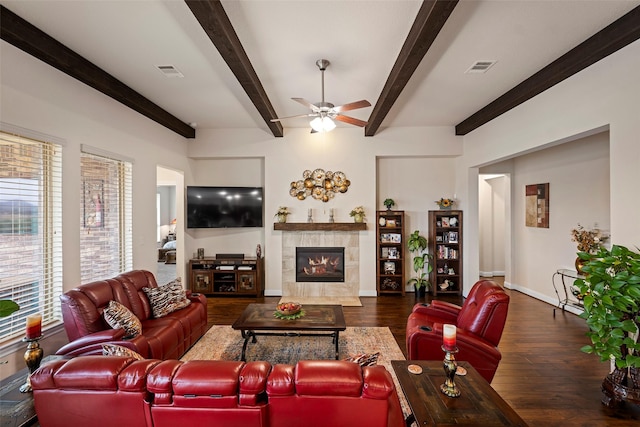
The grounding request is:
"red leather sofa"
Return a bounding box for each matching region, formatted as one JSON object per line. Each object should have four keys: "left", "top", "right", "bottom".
{"left": 406, "top": 279, "right": 510, "bottom": 383}
{"left": 31, "top": 356, "right": 405, "bottom": 427}
{"left": 56, "top": 270, "right": 207, "bottom": 359}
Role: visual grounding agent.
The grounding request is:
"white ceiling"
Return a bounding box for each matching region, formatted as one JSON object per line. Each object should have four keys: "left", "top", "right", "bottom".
{"left": 2, "top": 0, "right": 638, "bottom": 135}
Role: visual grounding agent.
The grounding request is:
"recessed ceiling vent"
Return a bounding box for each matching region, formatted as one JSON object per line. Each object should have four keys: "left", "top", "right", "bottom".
{"left": 155, "top": 65, "right": 184, "bottom": 78}
{"left": 465, "top": 60, "right": 497, "bottom": 74}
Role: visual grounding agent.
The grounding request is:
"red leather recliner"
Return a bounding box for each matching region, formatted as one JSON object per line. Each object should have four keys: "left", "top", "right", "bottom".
{"left": 406, "top": 279, "right": 509, "bottom": 383}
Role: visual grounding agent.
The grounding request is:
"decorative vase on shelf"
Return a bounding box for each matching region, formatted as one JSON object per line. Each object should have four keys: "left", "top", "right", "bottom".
{"left": 354, "top": 213, "right": 364, "bottom": 223}
{"left": 575, "top": 256, "right": 589, "bottom": 275}
{"left": 439, "top": 205, "right": 452, "bottom": 210}
{"left": 277, "top": 214, "right": 287, "bottom": 223}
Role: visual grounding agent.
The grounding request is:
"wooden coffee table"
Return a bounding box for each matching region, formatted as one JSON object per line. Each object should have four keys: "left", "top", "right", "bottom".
{"left": 231, "top": 303, "right": 346, "bottom": 361}
{"left": 391, "top": 360, "right": 528, "bottom": 426}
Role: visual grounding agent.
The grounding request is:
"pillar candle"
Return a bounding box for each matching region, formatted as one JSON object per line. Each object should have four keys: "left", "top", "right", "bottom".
{"left": 26, "top": 314, "right": 42, "bottom": 339}
{"left": 443, "top": 324, "right": 456, "bottom": 350}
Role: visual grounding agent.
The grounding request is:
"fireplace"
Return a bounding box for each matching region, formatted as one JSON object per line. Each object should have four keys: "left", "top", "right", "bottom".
{"left": 296, "top": 247, "right": 345, "bottom": 282}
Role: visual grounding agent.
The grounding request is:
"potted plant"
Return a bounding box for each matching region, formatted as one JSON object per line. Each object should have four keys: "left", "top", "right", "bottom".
{"left": 275, "top": 206, "right": 290, "bottom": 223}
{"left": 406, "top": 230, "right": 432, "bottom": 296}
{"left": 383, "top": 198, "right": 395, "bottom": 211}
{"left": 570, "top": 223, "right": 608, "bottom": 274}
{"left": 349, "top": 206, "right": 366, "bottom": 223}
{"left": 435, "top": 197, "right": 455, "bottom": 210}
{"left": 575, "top": 244, "right": 640, "bottom": 408}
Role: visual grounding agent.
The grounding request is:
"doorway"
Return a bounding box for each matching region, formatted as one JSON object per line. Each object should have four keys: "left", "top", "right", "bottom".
{"left": 157, "top": 166, "right": 183, "bottom": 284}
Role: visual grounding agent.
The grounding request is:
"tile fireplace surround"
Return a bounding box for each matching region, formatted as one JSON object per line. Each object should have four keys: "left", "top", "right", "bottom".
{"left": 281, "top": 229, "right": 361, "bottom": 298}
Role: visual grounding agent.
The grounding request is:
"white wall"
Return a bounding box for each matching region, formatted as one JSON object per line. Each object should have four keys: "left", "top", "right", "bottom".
{"left": 1, "top": 41, "right": 193, "bottom": 375}
{"left": 187, "top": 127, "right": 462, "bottom": 295}
{"left": 460, "top": 39, "right": 640, "bottom": 302}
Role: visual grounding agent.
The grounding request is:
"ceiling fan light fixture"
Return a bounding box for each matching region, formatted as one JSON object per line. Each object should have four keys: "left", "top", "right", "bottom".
{"left": 310, "top": 116, "right": 336, "bottom": 133}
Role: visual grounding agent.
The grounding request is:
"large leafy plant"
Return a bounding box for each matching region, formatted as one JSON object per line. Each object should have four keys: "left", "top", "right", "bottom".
{"left": 575, "top": 245, "right": 640, "bottom": 369}
{"left": 406, "top": 230, "right": 432, "bottom": 290}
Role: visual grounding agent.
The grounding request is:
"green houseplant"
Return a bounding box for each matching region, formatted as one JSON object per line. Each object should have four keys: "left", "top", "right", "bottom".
{"left": 406, "top": 230, "right": 432, "bottom": 295}
{"left": 575, "top": 244, "right": 640, "bottom": 407}
{"left": 383, "top": 198, "right": 395, "bottom": 210}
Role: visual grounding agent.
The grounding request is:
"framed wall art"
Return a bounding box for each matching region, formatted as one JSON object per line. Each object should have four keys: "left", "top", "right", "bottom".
{"left": 525, "top": 183, "right": 549, "bottom": 228}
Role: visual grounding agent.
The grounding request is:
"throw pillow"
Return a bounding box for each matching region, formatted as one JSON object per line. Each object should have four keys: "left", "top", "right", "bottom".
{"left": 143, "top": 280, "right": 191, "bottom": 318}
{"left": 344, "top": 352, "right": 380, "bottom": 367}
{"left": 102, "top": 343, "right": 144, "bottom": 360}
{"left": 103, "top": 300, "right": 142, "bottom": 338}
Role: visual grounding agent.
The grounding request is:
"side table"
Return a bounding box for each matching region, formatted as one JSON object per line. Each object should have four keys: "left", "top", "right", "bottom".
{"left": 0, "top": 367, "right": 37, "bottom": 427}
{"left": 391, "top": 360, "right": 527, "bottom": 426}
{"left": 552, "top": 268, "right": 585, "bottom": 316}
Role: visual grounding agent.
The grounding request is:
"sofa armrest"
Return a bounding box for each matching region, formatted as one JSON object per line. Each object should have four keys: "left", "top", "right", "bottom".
{"left": 412, "top": 301, "right": 461, "bottom": 318}
{"left": 55, "top": 330, "right": 149, "bottom": 357}
{"left": 186, "top": 291, "right": 207, "bottom": 306}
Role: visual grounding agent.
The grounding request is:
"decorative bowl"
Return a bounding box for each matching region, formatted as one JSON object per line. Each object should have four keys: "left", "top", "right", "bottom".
{"left": 276, "top": 302, "right": 302, "bottom": 315}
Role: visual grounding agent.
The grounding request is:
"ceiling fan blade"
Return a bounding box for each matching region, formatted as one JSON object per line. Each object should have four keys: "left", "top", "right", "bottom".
{"left": 291, "top": 98, "right": 320, "bottom": 112}
{"left": 332, "top": 100, "right": 371, "bottom": 113}
{"left": 270, "top": 113, "right": 316, "bottom": 122}
{"left": 334, "top": 114, "right": 368, "bottom": 127}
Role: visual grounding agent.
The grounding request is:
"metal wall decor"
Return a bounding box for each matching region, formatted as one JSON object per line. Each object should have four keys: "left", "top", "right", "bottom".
{"left": 289, "top": 169, "right": 350, "bottom": 202}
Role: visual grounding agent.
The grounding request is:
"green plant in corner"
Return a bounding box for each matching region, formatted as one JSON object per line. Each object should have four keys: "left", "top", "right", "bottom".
{"left": 575, "top": 244, "right": 640, "bottom": 405}
{"left": 406, "top": 230, "right": 432, "bottom": 291}
{"left": 383, "top": 198, "right": 395, "bottom": 210}
{"left": 0, "top": 300, "right": 20, "bottom": 317}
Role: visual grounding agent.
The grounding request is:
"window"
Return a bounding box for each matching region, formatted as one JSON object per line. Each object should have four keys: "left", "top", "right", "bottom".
{"left": 80, "top": 147, "right": 132, "bottom": 283}
{"left": 0, "top": 132, "right": 63, "bottom": 342}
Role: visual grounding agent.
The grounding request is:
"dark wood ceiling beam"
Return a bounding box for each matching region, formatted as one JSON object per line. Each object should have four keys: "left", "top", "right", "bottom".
{"left": 185, "top": 0, "right": 283, "bottom": 137}
{"left": 365, "top": 0, "right": 459, "bottom": 136}
{"left": 455, "top": 5, "right": 640, "bottom": 136}
{"left": 0, "top": 5, "right": 195, "bottom": 139}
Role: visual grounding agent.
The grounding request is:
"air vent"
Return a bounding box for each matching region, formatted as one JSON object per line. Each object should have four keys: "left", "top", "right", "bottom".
{"left": 465, "top": 60, "right": 497, "bottom": 74}
{"left": 155, "top": 65, "right": 184, "bottom": 78}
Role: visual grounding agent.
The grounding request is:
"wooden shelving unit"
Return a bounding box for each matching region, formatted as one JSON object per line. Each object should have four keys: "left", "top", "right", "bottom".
{"left": 376, "top": 210, "right": 405, "bottom": 295}
{"left": 429, "top": 210, "right": 463, "bottom": 296}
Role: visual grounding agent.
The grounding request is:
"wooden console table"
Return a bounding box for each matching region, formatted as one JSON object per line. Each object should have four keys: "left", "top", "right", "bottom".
{"left": 391, "top": 360, "right": 527, "bottom": 426}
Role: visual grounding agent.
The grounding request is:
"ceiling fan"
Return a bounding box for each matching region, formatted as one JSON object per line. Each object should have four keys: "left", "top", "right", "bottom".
{"left": 271, "top": 59, "right": 371, "bottom": 133}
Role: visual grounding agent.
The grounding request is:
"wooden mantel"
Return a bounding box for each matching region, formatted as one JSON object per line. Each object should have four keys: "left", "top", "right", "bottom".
{"left": 273, "top": 222, "right": 367, "bottom": 231}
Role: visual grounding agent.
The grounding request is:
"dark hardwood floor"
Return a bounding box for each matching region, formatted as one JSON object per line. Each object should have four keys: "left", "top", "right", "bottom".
{"left": 206, "top": 282, "right": 640, "bottom": 426}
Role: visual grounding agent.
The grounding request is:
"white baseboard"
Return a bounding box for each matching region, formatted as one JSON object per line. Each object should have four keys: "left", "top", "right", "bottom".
{"left": 505, "top": 282, "right": 583, "bottom": 316}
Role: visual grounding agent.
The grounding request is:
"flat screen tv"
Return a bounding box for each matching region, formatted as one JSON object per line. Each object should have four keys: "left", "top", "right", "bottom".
{"left": 187, "top": 186, "right": 263, "bottom": 228}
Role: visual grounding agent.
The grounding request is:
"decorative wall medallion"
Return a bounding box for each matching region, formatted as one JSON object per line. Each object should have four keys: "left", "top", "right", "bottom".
{"left": 289, "top": 169, "right": 350, "bottom": 202}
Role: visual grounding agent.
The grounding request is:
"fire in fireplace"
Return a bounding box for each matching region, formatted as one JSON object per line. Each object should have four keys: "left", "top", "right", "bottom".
{"left": 296, "top": 247, "right": 345, "bottom": 282}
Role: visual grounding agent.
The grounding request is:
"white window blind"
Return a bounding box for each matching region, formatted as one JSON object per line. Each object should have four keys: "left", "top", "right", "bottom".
{"left": 0, "top": 132, "right": 63, "bottom": 343}
{"left": 80, "top": 151, "right": 132, "bottom": 283}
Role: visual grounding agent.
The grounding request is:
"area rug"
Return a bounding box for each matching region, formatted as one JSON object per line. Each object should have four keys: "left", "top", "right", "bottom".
{"left": 277, "top": 296, "right": 362, "bottom": 307}
{"left": 181, "top": 325, "right": 409, "bottom": 416}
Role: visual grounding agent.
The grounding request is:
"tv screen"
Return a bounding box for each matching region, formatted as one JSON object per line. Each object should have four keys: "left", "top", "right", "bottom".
{"left": 187, "top": 186, "right": 263, "bottom": 228}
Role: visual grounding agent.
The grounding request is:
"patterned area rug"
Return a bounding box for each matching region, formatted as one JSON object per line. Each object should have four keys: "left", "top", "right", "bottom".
{"left": 182, "top": 325, "right": 409, "bottom": 415}
{"left": 277, "top": 296, "right": 362, "bottom": 307}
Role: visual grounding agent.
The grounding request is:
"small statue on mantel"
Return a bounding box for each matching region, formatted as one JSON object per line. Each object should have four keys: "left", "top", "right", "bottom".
{"left": 256, "top": 244, "right": 262, "bottom": 259}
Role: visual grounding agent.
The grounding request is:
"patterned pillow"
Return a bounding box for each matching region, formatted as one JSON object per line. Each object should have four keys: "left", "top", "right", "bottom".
{"left": 143, "top": 280, "right": 191, "bottom": 318}
{"left": 344, "top": 352, "right": 380, "bottom": 367}
{"left": 102, "top": 344, "right": 144, "bottom": 360}
{"left": 103, "top": 300, "right": 142, "bottom": 338}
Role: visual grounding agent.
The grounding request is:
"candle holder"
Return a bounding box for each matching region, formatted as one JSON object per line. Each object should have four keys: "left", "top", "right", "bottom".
{"left": 20, "top": 335, "right": 44, "bottom": 393}
{"left": 307, "top": 209, "right": 313, "bottom": 223}
{"left": 328, "top": 209, "right": 335, "bottom": 223}
{"left": 440, "top": 345, "right": 461, "bottom": 398}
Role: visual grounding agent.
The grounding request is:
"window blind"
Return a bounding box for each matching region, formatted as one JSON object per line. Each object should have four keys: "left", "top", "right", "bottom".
{"left": 80, "top": 152, "right": 132, "bottom": 283}
{"left": 0, "top": 132, "right": 63, "bottom": 342}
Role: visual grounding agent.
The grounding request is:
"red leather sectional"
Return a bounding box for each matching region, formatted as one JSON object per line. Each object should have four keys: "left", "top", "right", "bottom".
{"left": 56, "top": 270, "right": 208, "bottom": 359}
{"left": 31, "top": 356, "right": 405, "bottom": 427}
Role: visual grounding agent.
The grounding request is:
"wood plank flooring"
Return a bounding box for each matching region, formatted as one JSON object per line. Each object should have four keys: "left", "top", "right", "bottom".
{"left": 206, "top": 283, "right": 640, "bottom": 426}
